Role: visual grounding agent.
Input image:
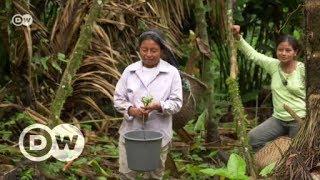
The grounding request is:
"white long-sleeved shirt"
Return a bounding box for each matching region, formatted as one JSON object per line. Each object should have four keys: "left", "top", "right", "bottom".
{"left": 113, "top": 59, "right": 183, "bottom": 146}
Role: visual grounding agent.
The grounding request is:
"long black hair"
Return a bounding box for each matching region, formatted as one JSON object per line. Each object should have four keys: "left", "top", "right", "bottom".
{"left": 138, "top": 29, "right": 180, "bottom": 68}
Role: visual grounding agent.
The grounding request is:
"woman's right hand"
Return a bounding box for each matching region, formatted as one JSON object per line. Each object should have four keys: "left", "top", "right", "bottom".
{"left": 232, "top": 25, "right": 241, "bottom": 40}
{"left": 128, "top": 106, "right": 149, "bottom": 118}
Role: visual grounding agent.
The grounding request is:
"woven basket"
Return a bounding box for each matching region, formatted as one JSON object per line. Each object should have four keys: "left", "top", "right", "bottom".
{"left": 254, "top": 136, "right": 291, "bottom": 169}
{"left": 173, "top": 72, "right": 207, "bottom": 130}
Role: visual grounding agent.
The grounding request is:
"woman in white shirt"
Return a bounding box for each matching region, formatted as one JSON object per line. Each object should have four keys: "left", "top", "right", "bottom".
{"left": 113, "top": 29, "right": 183, "bottom": 180}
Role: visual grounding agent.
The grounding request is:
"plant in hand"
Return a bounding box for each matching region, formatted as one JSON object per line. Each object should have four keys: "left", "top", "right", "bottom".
{"left": 141, "top": 96, "right": 153, "bottom": 107}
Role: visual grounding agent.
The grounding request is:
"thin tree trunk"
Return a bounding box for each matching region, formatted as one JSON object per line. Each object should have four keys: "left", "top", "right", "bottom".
{"left": 24, "top": 2, "right": 35, "bottom": 108}
{"left": 193, "top": 0, "right": 221, "bottom": 143}
{"left": 305, "top": 0, "right": 320, "bottom": 97}
{"left": 276, "top": 0, "right": 320, "bottom": 179}
{"left": 50, "top": 0, "right": 106, "bottom": 125}
{"left": 225, "top": 0, "right": 257, "bottom": 177}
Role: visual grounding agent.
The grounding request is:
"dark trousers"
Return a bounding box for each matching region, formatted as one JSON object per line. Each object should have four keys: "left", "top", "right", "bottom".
{"left": 248, "top": 116, "right": 300, "bottom": 152}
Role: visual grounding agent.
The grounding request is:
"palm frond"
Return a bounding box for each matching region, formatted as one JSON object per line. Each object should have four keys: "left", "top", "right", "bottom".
{"left": 50, "top": 0, "right": 87, "bottom": 53}
{"left": 5, "top": 0, "right": 192, "bottom": 126}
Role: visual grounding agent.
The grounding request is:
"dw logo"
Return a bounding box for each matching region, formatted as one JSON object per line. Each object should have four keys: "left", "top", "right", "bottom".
{"left": 19, "top": 124, "right": 85, "bottom": 162}
{"left": 11, "top": 14, "right": 33, "bottom": 27}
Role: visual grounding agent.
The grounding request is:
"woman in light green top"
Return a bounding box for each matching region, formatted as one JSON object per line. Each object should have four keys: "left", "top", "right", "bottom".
{"left": 232, "top": 25, "right": 306, "bottom": 152}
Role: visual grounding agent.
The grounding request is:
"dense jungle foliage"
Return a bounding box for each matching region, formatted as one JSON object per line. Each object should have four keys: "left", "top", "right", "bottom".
{"left": 0, "top": 0, "right": 307, "bottom": 179}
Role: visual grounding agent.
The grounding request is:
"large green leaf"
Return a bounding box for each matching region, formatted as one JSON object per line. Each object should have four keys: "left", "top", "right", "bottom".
{"left": 200, "top": 168, "right": 230, "bottom": 177}
{"left": 235, "top": 174, "right": 250, "bottom": 180}
{"left": 194, "top": 109, "right": 207, "bottom": 132}
{"left": 200, "top": 153, "right": 249, "bottom": 179}
{"left": 227, "top": 153, "right": 247, "bottom": 178}
{"left": 259, "top": 162, "right": 276, "bottom": 177}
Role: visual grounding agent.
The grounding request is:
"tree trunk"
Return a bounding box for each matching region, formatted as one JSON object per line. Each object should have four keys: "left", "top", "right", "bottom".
{"left": 305, "top": 0, "right": 320, "bottom": 97}
{"left": 50, "top": 0, "right": 106, "bottom": 125}
{"left": 225, "top": 0, "right": 257, "bottom": 177}
{"left": 193, "top": 0, "right": 221, "bottom": 143}
{"left": 276, "top": 0, "right": 320, "bottom": 179}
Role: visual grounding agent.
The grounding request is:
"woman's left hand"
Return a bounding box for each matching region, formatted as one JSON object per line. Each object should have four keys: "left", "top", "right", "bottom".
{"left": 231, "top": 25, "right": 241, "bottom": 40}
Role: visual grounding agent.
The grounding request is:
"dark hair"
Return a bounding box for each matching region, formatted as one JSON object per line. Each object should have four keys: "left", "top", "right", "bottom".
{"left": 138, "top": 29, "right": 180, "bottom": 68}
{"left": 138, "top": 29, "right": 166, "bottom": 50}
{"left": 276, "top": 35, "right": 300, "bottom": 52}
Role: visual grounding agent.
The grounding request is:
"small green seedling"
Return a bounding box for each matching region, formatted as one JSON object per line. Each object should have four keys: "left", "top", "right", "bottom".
{"left": 141, "top": 96, "right": 153, "bottom": 107}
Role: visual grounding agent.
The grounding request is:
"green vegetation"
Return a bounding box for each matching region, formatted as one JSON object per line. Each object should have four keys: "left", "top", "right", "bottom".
{"left": 141, "top": 96, "right": 154, "bottom": 107}
{"left": 201, "top": 153, "right": 249, "bottom": 180}
{"left": 0, "top": 0, "right": 305, "bottom": 179}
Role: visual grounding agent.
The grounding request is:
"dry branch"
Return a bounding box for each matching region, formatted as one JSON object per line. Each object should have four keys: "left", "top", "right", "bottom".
{"left": 283, "top": 104, "right": 304, "bottom": 125}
